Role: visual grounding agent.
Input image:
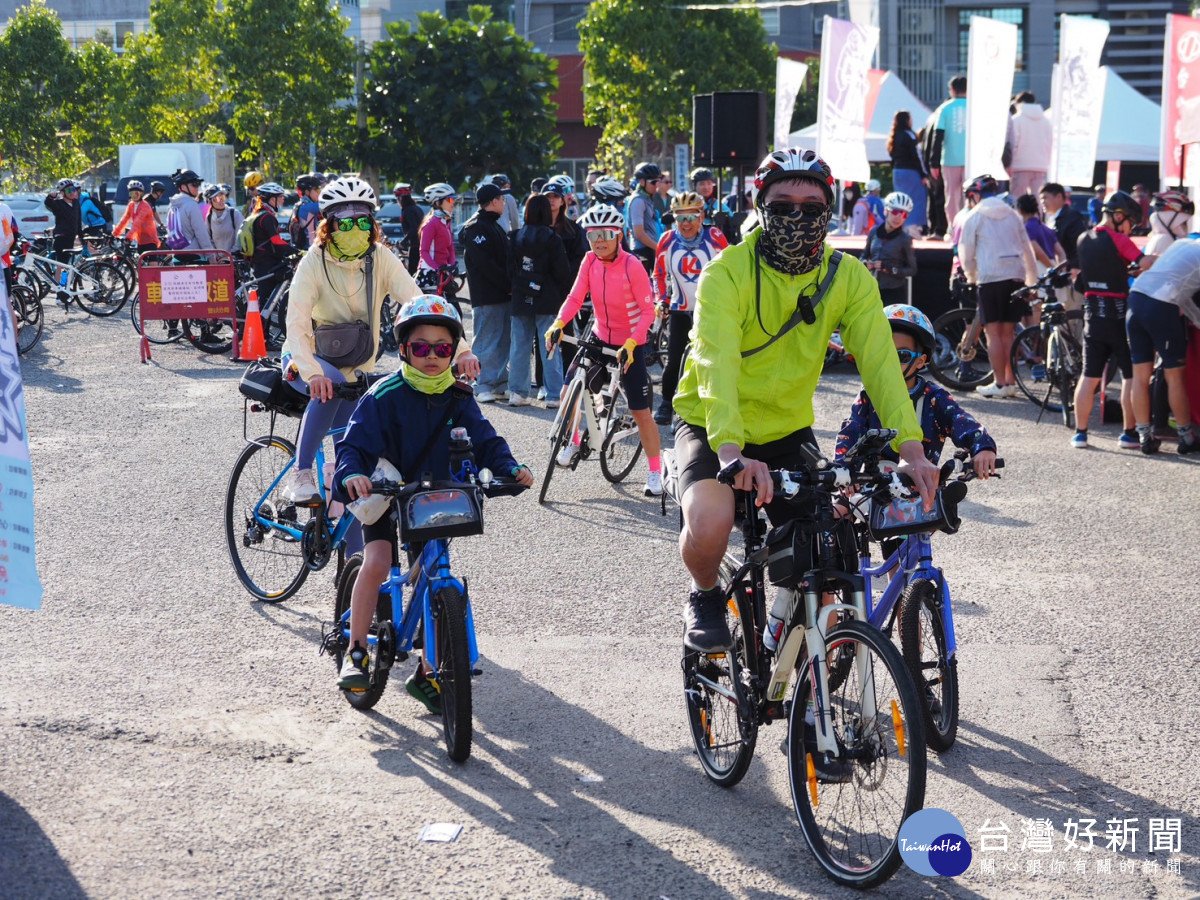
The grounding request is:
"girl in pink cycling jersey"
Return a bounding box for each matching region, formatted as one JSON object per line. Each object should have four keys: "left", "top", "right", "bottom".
{"left": 544, "top": 203, "right": 664, "bottom": 497}
{"left": 417, "top": 182, "right": 457, "bottom": 293}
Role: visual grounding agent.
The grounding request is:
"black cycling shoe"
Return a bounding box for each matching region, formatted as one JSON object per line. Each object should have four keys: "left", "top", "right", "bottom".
{"left": 683, "top": 587, "right": 732, "bottom": 652}
{"left": 1178, "top": 435, "right": 1200, "bottom": 455}
{"left": 1140, "top": 434, "right": 1161, "bottom": 455}
{"left": 653, "top": 401, "right": 673, "bottom": 426}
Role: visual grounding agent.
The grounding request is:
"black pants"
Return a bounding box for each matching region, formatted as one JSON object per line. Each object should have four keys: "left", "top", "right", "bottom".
{"left": 660, "top": 309, "right": 692, "bottom": 407}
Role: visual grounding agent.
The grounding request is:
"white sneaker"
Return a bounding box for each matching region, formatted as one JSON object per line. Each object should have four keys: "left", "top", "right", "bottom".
{"left": 281, "top": 468, "right": 321, "bottom": 504}
{"left": 476, "top": 389, "right": 498, "bottom": 403}
{"left": 556, "top": 443, "right": 580, "bottom": 467}
{"left": 545, "top": 398, "right": 560, "bottom": 409}
{"left": 1003, "top": 384, "right": 1018, "bottom": 398}
{"left": 508, "top": 393, "right": 532, "bottom": 407}
{"left": 537, "top": 386, "right": 548, "bottom": 401}
{"left": 644, "top": 470, "right": 663, "bottom": 497}
{"left": 975, "top": 382, "right": 1009, "bottom": 398}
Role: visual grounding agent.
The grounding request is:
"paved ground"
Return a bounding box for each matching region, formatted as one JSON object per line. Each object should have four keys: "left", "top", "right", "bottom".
{"left": 4, "top": 301, "right": 1200, "bottom": 899}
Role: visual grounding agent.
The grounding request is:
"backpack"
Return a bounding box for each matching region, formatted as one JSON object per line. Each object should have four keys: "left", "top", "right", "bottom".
{"left": 288, "top": 208, "right": 311, "bottom": 249}
{"left": 237, "top": 210, "right": 266, "bottom": 257}
{"left": 165, "top": 205, "right": 190, "bottom": 250}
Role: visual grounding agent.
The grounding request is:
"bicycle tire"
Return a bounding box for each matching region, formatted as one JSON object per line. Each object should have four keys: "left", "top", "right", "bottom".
{"left": 11, "top": 285, "right": 44, "bottom": 355}
{"left": 262, "top": 279, "right": 291, "bottom": 352}
{"left": 929, "top": 307, "right": 991, "bottom": 391}
{"left": 333, "top": 553, "right": 393, "bottom": 711}
{"left": 72, "top": 261, "right": 127, "bottom": 316}
{"left": 898, "top": 579, "right": 958, "bottom": 752}
{"left": 15, "top": 266, "right": 48, "bottom": 302}
{"left": 129, "top": 295, "right": 185, "bottom": 344}
{"left": 434, "top": 585, "right": 473, "bottom": 762}
{"left": 788, "top": 620, "right": 927, "bottom": 889}
{"left": 377, "top": 297, "right": 400, "bottom": 357}
{"left": 683, "top": 580, "right": 758, "bottom": 786}
{"left": 224, "top": 436, "right": 313, "bottom": 602}
{"left": 1010, "top": 326, "right": 1058, "bottom": 410}
{"left": 184, "top": 318, "right": 235, "bottom": 354}
{"left": 1051, "top": 330, "right": 1081, "bottom": 429}
{"left": 599, "top": 388, "right": 643, "bottom": 483}
{"left": 539, "top": 377, "right": 583, "bottom": 504}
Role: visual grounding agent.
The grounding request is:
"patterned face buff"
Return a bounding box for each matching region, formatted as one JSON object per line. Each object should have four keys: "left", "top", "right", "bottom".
{"left": 758, "top": 202, "right": 832, "bottom": 276}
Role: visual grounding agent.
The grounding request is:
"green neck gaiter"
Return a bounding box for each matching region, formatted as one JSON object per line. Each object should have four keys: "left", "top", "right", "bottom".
{"left": 401, "top": 361, "right": 456, "bottom": 395}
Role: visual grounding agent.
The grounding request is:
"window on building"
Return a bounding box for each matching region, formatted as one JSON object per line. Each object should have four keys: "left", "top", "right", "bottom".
{"left": 447, "top": 0, "right": 513, "bottom": 23}
{"left": 759, "top": 3, "right": 780, "bottom": 37}
{"left": 553, "top": 4, "right": 586, "bottom": 42}
{"left": 116, "top": 21, "right": 135, "bottom": 48}
{"left": 958, "top": 8, "right": 1026, "bottom": 71}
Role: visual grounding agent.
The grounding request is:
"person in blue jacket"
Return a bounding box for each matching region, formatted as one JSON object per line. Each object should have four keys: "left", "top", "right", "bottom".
{"left": 79, "top": 190, "right": 110, "bottom": 237}
{"left": 333, "top": 296, "right": 533, "bottom": 705}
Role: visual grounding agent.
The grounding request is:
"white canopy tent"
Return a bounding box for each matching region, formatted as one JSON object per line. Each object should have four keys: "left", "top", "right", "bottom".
{"left": 788, "top": 70, "right": 932, "bottom": 164}
{"left": 1085, "top": 67, "right": 1160, "bottom": 162}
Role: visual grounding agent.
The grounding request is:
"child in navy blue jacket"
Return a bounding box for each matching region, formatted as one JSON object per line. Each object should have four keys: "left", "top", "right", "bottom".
{"left": 836, "top": 304, "right": 998, "bottom": 476}
{"left": 334, "top": 296, "right": 532, "bottom": 704}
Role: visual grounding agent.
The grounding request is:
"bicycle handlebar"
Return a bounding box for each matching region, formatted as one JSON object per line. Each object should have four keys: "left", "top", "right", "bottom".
{"left": 367, "top": 475, "right": 528, "bottom": 500}
{"left": 550, "top": 333, "right": 621, "bottom": 361}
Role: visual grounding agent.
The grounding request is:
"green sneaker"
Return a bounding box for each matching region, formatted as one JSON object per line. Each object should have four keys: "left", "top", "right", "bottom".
{"left": 337, "top": 645, "right": 370, "bottom": 692}
{"left": 405, "top": 663, "right": 441, "bottom": 714}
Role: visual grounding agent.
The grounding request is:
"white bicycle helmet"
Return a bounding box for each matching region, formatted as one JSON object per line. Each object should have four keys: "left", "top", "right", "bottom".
{"left": 55, "top": 177, "right": 77, "bottom": 193}
{"left": 752, "top": 147, "right": 835, "bottom": 205}
{"left": 590, "top": 175, "right": 627, "bottom": 202}
{"left": 884, "top": 191, "right": 914, "bottom": 213}
{"left": 545, "top": 174, "right": 575, "bottom": 195}
{"left": 126, "top": 180, "right": 145, "bottom": 193}
{"left": 865, "top": 178, "right": 882, "bottom": 192}
{"left": 256, "top": 181, "right": 286, "bottom": 199}
{"left": 578, "top": 203, "right": 626, "bottom": 230}
{"left": 424, "top": 182, "right": 457, "bottom": 204}
{"left": 319, "top": 176, "right": 378, "bottom": 214}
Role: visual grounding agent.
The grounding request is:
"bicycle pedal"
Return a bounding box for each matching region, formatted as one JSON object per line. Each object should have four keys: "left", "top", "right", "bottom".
{"left": 471, "top": 667, "right": 483, "bottom": 676}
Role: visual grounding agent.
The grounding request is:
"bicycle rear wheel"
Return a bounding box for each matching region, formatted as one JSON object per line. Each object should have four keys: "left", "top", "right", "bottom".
{"left": 184, "top": 317, "right": 235, "bottom": 354}
{"left": 1011, "top": 326, "right": 1061, "bottom": 412}
{"left": 434, "top": 585, "right": 473, "bottom": 762}
{"left": 73, "top": 261, "right": 127, "bottom": 316}
{"left": 898, "top": 579, "right": 958, "bottom": 752}
{"left": 929, "top": 308, "right": 991, "bottom": 391}
{"left": 683, "top": 567, "right": 758, "bottom": 786}
{"left": 130, "top": 296, "right": 184, "bottom": 344}
{"left": 1050, "top": 330, "right": 1081, "bottom": 429}
{"left": 11, "top": 285, "right": 44, "bottom": 355}
{"left": 333, "top": 553, "right": 393, "bottom": 711}
{"left": 539, "top": 377, "right": 583, "bottom": 504}
{"left": 224, "top": 436, "right": 313, "bottom": 602}
{"left": 788, "top": 620, "right": 926, "bottom": 889}
{"left": 599, "top": 388, "right": 643, "bottom": 483}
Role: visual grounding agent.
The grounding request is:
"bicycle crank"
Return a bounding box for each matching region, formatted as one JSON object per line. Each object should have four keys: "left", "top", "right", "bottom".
{"left": 301, "top": 518, "right": 333, "bottom": 571}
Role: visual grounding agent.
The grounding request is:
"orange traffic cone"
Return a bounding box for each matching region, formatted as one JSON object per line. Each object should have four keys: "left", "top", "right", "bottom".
{"left": 238, "top": 287, "right": 268, "bottom": 361}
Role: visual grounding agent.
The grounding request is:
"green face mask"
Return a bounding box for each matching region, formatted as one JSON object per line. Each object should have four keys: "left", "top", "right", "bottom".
{"left": 401, "top": 361, "right": 456, "bottom": 395}
{"left": 329, "top": 228, "right": 372, "bottom": 260}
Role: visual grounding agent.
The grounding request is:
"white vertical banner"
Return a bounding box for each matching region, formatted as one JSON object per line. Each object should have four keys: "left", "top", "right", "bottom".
{"left": 1049, "top": 14, "right": 1110, "bottom": 186}
{"left": 774, "top": 58, "right": 809, "bottom": 151}
{"left": 964, "top": 15, "right": 1018, "bottom": 181}
{"left": 846, "top": 0, "right": 879, "bottom": 31}
{"left": 815, "top": 16, "right": 878, "bottom": 184}
{"left": 674, "top": 142, "right": 690, "bottom": 191}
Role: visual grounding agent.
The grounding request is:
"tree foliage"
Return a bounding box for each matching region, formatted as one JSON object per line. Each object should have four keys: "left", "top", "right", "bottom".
{"left": 363, "top": 6, "right": 561, "bottom": 190}
{"left": 0, "top": 1, "right": 81, "bottom": 182}
{"left": 219, "top": 0, "right": 354, "bottom": 175}
{"left": 578, "top": 0, "right": 775, "bottom": 175}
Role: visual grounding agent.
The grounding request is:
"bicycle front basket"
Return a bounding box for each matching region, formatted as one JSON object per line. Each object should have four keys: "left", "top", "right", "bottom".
{"left": 398, "top": 487, "right": 484, "bottom": 542}
{"left": 868, "top": 489, "right": 952, "bottom": 541}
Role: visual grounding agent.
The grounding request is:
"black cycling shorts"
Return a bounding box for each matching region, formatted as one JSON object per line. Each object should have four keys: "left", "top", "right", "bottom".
{"left": 674, "top": 419, "right": 818, "bottom": 525}
{"left": 978, "top": 279, "right": 1026, "bottom": 324}
{"left": 592, "top": 340, "right": 652, "bottom": 411}
{"left": 1082, "top": 315, "right": 1132, "bottom": 379}
{"left": 1126, "top": 290, "right": 1187, "bottom": 369}
{"left": 362, "top": 508, "right": 398, "bottom": 547}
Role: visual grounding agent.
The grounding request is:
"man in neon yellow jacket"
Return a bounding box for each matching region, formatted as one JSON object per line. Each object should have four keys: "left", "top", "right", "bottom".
{"left": 672, "top": 147, "right": 940, "bottom": 652}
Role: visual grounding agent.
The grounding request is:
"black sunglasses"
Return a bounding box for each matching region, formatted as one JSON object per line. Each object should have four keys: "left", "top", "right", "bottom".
{"left": 765, "top": 201, "right": 829, "bottom": 217}
{"left": 407, "top": 340, "right": 455, "bottom": 358}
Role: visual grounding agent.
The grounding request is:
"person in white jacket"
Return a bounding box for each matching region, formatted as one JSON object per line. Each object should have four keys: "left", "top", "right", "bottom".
{"left": 1007, "top": 92, "right": 1053, "bottom": 198}
{"left": 957, "top": 175, "right": 1038, "bottom": 397}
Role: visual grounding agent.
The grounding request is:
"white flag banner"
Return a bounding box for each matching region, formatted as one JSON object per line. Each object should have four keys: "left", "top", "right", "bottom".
{"left": 846, "top": 0, "right": 879, "bottom": 31}
{"left": 964, "top": 15, "right": 1018, "bottom": 181}
{"left": 815, "top": 16, "right": 878, "bottom": 184}
{"left": 774, "top": 58, "right": 809, "bottom": 151}
{"left": 1049, "top": 14, "right": 1110, "bottom": 186}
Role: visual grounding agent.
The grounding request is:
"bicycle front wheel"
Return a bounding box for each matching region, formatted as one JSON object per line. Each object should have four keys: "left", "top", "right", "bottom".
{"left": 184, "top": 318, "right": 235, "bottom": 354}
{"left": 898, "top": 579, "right": 958, "bottom": 752}
{"left": 224, "top": 436, "right": 313, "bottom": 602}
{"left": 929, "top": 308, "right": 991, "bottom": 391}
{"left": 1011, "top": 326, "right": 1061, "bottom": 412}
{"left": 599, "top": 388, "right": 643, "bottom": 483}
{"left": 434, "top": 585, "right": 473, "bottom": 762}
{"left": 73, "top": 261, "right": 127, "bottom": 316}
{"left": 130, "top": 296, "right": 184, "bottom": 343}
{"left": 11, "top": 285, "right": 44, "bottom": 355}
{"left": 788, "top": 620, "right": 927, "bottom": 890}
{"left": 539, "top": 377, "right": 583, "bottom": 504}
{"left": 683, "top": 574, "right": 758, "bottom": 786}
{"left": 1050, "top": 330, "right": 1081, "bottom": 429}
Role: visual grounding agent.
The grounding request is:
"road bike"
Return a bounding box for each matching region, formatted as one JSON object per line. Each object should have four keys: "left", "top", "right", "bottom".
{"left": 842, "top": 438, "right": 1002, "bottom": 752}
{"left": 10, "top": 283, "right": 44, "bottom": 355}
{"left": 13, "top": 238, "right": 125, "bottom": 317}
{"left": 1010, "top": 263, "right": 1083, "bottom": 427}
{"left": 225, "top": 372, "right": 376, "bottom": 602}
{"left": 538, "top": 330, "right": 643, "bottom": 504}
{"left": 667, "top": 436, "right": 927, "bottom": 889}
{"left": 319, "top": 442, "right": 526, "bottom": 762}
{"left": 929, "top": 274, "right": 991, "bottom": 392}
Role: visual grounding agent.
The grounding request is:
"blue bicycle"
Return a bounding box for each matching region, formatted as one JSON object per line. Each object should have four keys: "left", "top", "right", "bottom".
{"left": 841, "top": 430, "right": 1002, "bottom": 751}
{"left": 320, "top": 435, "right": 526, "bottom": 762}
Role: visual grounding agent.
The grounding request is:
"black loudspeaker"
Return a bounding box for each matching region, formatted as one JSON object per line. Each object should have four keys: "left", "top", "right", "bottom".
{"left": 710, "top": 91, "right": 767, "bottom": 167}
{"left": 692, "top": 94, "right": 713, "bottom": 166}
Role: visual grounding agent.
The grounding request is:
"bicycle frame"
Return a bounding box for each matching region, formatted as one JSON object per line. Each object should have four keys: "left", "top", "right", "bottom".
{"left": 19, "top": 251, "right": 98, "bottom": 298}
{"left": 859, "top": 531, "right": 957, "bottom": 660}
{"left": 556, "top": 339, "right": 624, "bottom": 454}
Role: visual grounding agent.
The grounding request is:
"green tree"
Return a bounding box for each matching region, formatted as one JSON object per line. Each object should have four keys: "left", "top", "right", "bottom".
{"left": 62, "top": 40, "right": 124, "bottom": 166}
{"left": 219, "top": 0, "right": 354, "bottom": 176}
{"left": 578, "top": 0, "right": 775, "bottom": 174}
{"left": 363, "top": 6, "right": 561, "bottom": 189}
{"left": 0, "top": 0, "right": 82, "bottom": 183}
